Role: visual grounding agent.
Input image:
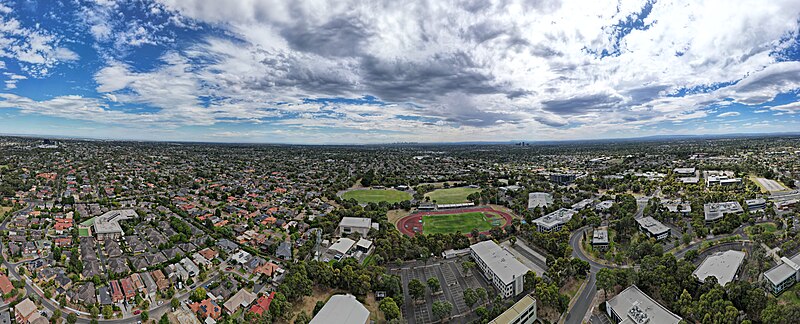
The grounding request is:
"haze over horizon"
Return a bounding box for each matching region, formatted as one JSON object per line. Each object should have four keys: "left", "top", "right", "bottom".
{"left": 0, "top": 0, "right": 799, "bottom": 144}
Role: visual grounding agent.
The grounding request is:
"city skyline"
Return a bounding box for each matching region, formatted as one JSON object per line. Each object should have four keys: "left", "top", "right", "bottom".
{"left": 0, "top": 0, "right": 799, "bottom": 144}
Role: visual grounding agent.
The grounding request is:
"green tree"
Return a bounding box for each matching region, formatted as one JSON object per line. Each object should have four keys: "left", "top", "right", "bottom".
{"left": 171, "top": 298, "right": 181, "bottom": 309}
{"left": 596, "top": 268, "right": 615, "bottom": 301}
{"left": 432, "top": 301, "right": 453, "bottom": 321}
{"left": 476, "top": 287, "right": 487, "bottom": 302}
{"left": 102, "top": 305, "right": 113, "bottom": 318}
{"left": 408, "top": 279, "right": 425, "bottom": 301}
{"left": 190, "top": 287, "right": 207, "bottom": 303}
{"left": 159, "top": 314, "right": 170, "bottom": 324}
{"left": 379, "top": 297, "right": 401, "bottom": 321}
{"left": 141, "top": 311, "right": 149, "bottom": 322}
{"left": 67, "top": 313, "right": 78, "bottom": 324}
{"left": 463, "top": 288, "right": 478, "bottom": 308}
{"left": 427, "top": 277, "right": 440, "bottom": 294}
{"left": 294, "top": 311, "right": 311, "bottom": 324}
{"left": 90, "top": 305, "right": 99, "bottom": 319}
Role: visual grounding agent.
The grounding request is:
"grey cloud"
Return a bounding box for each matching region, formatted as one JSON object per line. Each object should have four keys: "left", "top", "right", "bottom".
{"left": 541, "top": 93, "right": 623, "bottom": 115}
{"left": 280, "top": 17, "right": 372, "bottom": 57}
{"left": 534, "top": 115, "right": 568, "bottom": 127}
{"left": 425, "top": 93, "right": 523, "bottom": 127}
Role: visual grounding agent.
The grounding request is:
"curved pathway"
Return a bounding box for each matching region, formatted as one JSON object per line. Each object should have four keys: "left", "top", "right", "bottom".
{"left": 396, "top": 206, "right": 513, "bottom": 237}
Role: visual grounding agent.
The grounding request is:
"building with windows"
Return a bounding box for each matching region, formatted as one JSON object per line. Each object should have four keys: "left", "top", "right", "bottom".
{"left": 703, "top": 202, "right": 743, "bottom": 223}
{"left": 692, "top": 250, "right": 745, "bottom": 286}
{"left": 532, "top": 208, "right": 575, "bottom": 232}
{"left": 764, "top": 252, "right": 800, "bottom": 295}
{"left": 745, "top": 198, "right": 766, "bottom": 211}
{"left": 592, "top": 229, "right": 609, "bottom": 250}
{"left": 337, "top": 217, "right": 375, "bottom": 237}
{"left": 93, "top": 209, "right": 135, "bottom": 240}
{"left": 489, "top": 294, "right": 537, "bottom": 324}
{"left": 606, "top": 285, "right": 682, "bottom": 324}
{"left": 636, "top": 217, "right": 670, "bottom": 240}
{"left": 470, "top": 240, "right": 530, "bottom": 298}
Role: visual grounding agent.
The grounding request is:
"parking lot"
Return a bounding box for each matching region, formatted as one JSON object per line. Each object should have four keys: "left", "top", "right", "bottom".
{"left": 389, "top": 256, "right": 494, "bottom": 324}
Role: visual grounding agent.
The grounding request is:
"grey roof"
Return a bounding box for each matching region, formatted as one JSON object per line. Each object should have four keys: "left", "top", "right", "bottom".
{"left": 606, "top": 285, "right": 682, "bottom": 324}
{"left": 636, "top": 217, "right": 669, "bottom": 236}
{"left": 703, "top": 202, "right": 743, "bottom": 221}
{"left": 527, "top": 192, "right": 553, "bottom": 209}
{"left": 276, "top": 241, "right": 292, "bottom": 259}
{"left": 693, "top": 250, "right": 745, "bottom": 286}
{"left": 310, "top": 294, "right": 369, "bottom": 324}
{"left": 339, "top": 217, "right": 372, "bottom": 229}
{"left": 764, "top": 252, "right": 800, "bottom": 285}
{"left": 94, "top": 210, "right": 135, "bottom": 234}
{"left": 470, "top": 240, "right": 530, "bottom": 285}
{"left": 98, "top": 286, "right": 112, "bottom": 305}
{"left": 592, "top": 229, "right": 609, "bottom": 245}
{"left": 532, "top": 208, "right": 575, "bottom": 229}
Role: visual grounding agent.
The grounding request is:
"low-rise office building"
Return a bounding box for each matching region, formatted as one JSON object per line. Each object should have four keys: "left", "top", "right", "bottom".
{"left": 606, "top": 285, "right": 682, "bottom": 324}
{"left": 338, "top": 217, "right": 375, "bottom": 237}
{"left": 592, "top": 229, "right": 609, "bottom": 250}
{"left": 489, "top": 294, "right": 537, "bottom": 324}
{"left": 532, "top": 208, "right": 575, "bottom": 232}
{"left": 703, "top": 202, "right": 743, "bottom": 223}
{"left": 764, "top": 252, "right": 800, "bottom": 295}
{"left": 745, "top": 198, "right": 766, "bottom": 211}
{"left": 636, "top": 217, "right": 671, "bottom": 240}
{"left": 470, "top": 240, "right": 530, "bottom": 298}
{"left": 692, "top": 250, "right": 746, "bottom": 286}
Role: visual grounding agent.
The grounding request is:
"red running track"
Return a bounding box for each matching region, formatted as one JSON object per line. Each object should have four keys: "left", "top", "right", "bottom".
{"left": 396, "top": 206, "right": 514, "bottom": 237}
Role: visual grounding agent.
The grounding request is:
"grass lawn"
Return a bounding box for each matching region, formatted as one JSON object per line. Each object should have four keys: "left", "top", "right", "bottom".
{"left": 422, "top": 212, "right": 498, "bottom": 235}
{"left": 342, "top": 189, "right": 412, "bottom": 204}
{"left": 424, "top": 187, "right": 481, "bottom": 204}
{"left": 778, "top": 284, "right": 800, "bottom": 305}
{"left": 745, "top": 222, "right": 778, "bottom": 236}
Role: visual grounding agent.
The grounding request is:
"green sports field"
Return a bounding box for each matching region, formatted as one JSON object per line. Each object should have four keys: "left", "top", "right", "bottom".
{"left": 424, "top": 187, "right": 481, "bottom": 204}
{"left": 342, "top": 189, "right": 412, "bottom": 204}
{"left": 422, "top": 212, "right": 503, "bottom": 235}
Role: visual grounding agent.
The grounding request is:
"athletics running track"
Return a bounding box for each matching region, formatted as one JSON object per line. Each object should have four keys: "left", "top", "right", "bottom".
{"left": 397, "top": 206, "right": 513, "bottom": 237}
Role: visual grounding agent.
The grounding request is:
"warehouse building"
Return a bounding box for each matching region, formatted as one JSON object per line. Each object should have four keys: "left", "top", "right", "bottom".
{"left": 692, "top": 250, "right": 746, "bottom": 286}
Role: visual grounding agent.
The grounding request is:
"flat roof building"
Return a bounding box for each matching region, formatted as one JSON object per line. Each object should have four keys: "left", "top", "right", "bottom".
{"left": 592, "top": 229, "right": 609, "bottom": 250}
{"left": 489, "top": 294, "right": 537, "bottom": 324}
{"left": 673, "top": 167, "right": 696, "bottom": 175}
{"left": 94, "top": 209, "right": 135, "bottom": 241}
{"left": 703, "top": 202, "right": 743, "bottom": 223}
{"left": 606, "top": 285, "right": 682, "bottom": 324}
{"left": 764, "top": 252, "right": 800, "bottom": 295}
{"left": 636, "top": 217, "right": 670, "bottom": 240}
{"left": 745, "top": 198, "right": 766, "bottom": 211}
{"left": 310, "top": 294, "right": 369, "bottom": 324}
{"left": 338, "top": 217, "right": 374, "bottom": 237}
{"left": 692, "top": 250, "right": 745, "bottom": 286}
{"left": 470, "top": 240, "right": 530, "bottom": 298}
{"left": 532, "top": 208, "right": 575, "bottom": 233}
{"left": 527, "top": 192, "right": 553, "bottom": 210}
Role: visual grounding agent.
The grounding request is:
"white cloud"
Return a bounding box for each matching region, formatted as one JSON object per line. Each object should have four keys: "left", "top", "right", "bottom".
{"left": 717, "top": 111, "right": 740, "bottom": 118}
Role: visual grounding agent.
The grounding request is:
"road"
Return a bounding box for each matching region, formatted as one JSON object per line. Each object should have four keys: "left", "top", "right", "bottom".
{"left": 566, "top": 227, "right": 609, "bottom": 324}
{"left": 0, "top": 200, "right": 225, "bottom": 323}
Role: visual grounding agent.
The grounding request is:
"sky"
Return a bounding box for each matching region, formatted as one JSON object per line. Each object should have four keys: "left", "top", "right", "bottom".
{"left": 0, "top": 0, "right": 799, "bottom": 144}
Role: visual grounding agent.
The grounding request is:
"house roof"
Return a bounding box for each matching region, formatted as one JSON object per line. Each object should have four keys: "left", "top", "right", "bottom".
{"left": 15, "top": 298, "right": 37, "bottom": 319}
{"left": 310, "top": 294, "right": 369, "bottom": 324}
{"left": 223, "top": 289, "right": 256, "bottom": 313}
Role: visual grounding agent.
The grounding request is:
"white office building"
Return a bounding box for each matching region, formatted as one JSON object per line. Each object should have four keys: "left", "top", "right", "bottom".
{"left": 693, "top": 250, "right": 745, "bottom": 286}
{"left": 489, "top": 294, "right": 537, "bottom": 324}
{"left": 470, "top": 240, "right": 530, "bottom": 298}
{"left": 532, "top": 208, "right": 575, "bottom": 232}
{"left": 764, "top": 252, "right": 800, "bottom": 295}
{"left": 703, "top": 202, "right": 743, "bottom": 223}
{"left": 527, "top": 192, "right": 553, "bottom": 210}
{"left": 636, "top": 217, "right": 671, "bottom": 240}
{"left": 337, "top": 217, "right": 376, "bottom": 237}
{"left": 606, "top": 285, "right": 682, "bottom": 324}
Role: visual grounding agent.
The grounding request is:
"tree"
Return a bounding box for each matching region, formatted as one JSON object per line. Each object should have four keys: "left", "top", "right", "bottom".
{"left": 90, "top": 305, "right": 99, "bottom": 319}
{"left": 294, "top": 311, "right": 311, "bottom": 324}
{"left": 475, "top": 287, "right": 487, "bottom": 302}
{"left": 51, "top": 309, "right": 62, "bottom": 323}
{"left": 427, "top": 277, "right": 441, "bottom": 294}
{"left": 432, "top": 301, "right": 453, "bottom": 321}
{"left": 461, "top": 261, "right": 475, "bottom": 276}
{"left": 408, "top": 279, "right": 425, "bottom": 301}
{"left": 102, "top": 305, "right": 113, "bottom": 319}
{"left": 313, "top": 301, "right": 326, "bottom": 316}
{"left": 509, "top": 236, "right": 517, "bottom": 246}
{"left": 67, "top": 313, "right": 78, "bottom": 324}
{"left": 141, "top": 311, "right": 149, "bottom": 322}
{"left": 463, "top": 288, "right": 478, "bottom": 308}
{"left": 379, "top": 297, "right": 401, "bottom": 321}
{"left": 684, "top": 249, "right": 699, "bottom": 261}
{"left": 190, "top": 287, "right": 207, "bottom": 303}
{"left": 596, "top": 268, "right": 615, "bottom": 301}
{"left": 159, "top": 314, "right": 170, "bottom": 324}
{"left": 171, "top": 298, "right": 181, "bottom": 309}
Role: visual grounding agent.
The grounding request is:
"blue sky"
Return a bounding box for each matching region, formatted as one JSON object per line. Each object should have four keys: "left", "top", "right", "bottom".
{"left": 0, "top": 0, "right": 798, "bottom": 144}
